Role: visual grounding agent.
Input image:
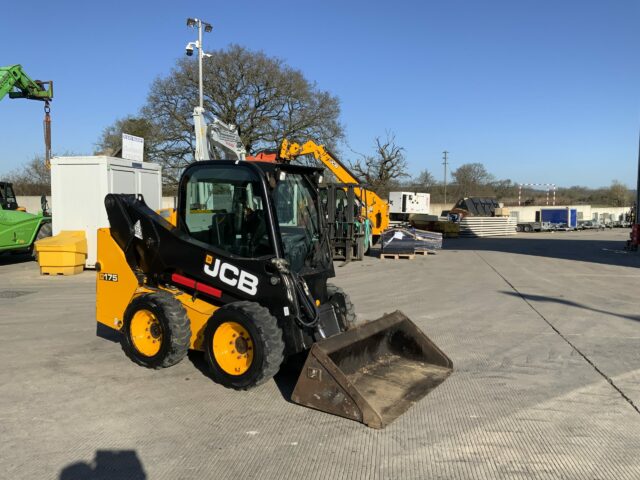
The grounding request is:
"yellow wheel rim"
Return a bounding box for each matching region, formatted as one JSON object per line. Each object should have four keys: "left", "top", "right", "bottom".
{"left": 213, "top": 322, "right": 254, "bottom": 376}
{"left": 130, "top": 310, "right": 163, "bottom": 357}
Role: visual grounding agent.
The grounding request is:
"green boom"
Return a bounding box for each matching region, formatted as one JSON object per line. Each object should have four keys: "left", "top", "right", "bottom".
{"left": 0, "top": 64, "right": 53, "bottom": 101}
{"left": 0, "top": 66, "right": 53, "bottom": 254}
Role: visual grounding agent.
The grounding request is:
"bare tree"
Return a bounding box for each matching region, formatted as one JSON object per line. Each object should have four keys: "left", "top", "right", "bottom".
{"left": 5, "top": 155, "right": 52, "bottom": 195}
{"left": 414, "top": 169, "right": 437, "bottom": 190}
{"left": 97, "top": 45, "right": 343, "bottom": 186}
{"left": 350, "top": 133, "right": 408, "bottom": 193}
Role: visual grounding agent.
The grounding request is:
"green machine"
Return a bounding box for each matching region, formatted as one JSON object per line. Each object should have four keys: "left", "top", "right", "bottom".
{"left": 1, "top": 65, "right": 53, "bottom": 255}
{"left": 0, "top": 182, "right": 51, "bottom": 254}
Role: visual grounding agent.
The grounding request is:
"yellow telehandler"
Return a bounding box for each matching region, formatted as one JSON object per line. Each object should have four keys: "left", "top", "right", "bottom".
{"left": 96, "top": 159, "right": 452, "bottom": 428}
{"left": 278, "top": 139, "right": 390, "bottom": 239}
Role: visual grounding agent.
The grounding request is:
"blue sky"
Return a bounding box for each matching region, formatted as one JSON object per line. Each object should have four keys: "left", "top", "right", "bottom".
{"left": 1, "top": 0, "right": 638, "bottom": 188}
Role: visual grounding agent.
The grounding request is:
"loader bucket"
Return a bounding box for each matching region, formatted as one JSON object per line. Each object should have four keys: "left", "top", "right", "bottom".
{"left": 291, "top": 310, "right": 452, "bottom": 429}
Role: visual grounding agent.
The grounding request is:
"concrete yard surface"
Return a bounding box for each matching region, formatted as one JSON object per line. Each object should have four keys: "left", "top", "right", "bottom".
{"left": 1, "top": 229, "right": 639, "bottom": 479}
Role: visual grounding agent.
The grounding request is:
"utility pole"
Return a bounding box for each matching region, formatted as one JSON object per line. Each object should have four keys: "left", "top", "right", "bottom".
{"left": 442, "top": 150, "right": 449, "bottom": 205}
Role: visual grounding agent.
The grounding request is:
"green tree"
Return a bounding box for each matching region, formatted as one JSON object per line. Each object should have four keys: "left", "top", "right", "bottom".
{"left": 607, "top": 180, "right": 631, "bottom": 207}
{"left": 95, "top": 116, "right": 161, "bottom": 161}
{"left": 452, "top": 163, "right": 494, "bottom": 197}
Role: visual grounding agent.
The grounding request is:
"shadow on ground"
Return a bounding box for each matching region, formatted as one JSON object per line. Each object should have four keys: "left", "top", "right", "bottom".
{"left": 502, "top": 290, "right": 640, "bottom": 323}
{"left": 0, "top": 252, "right": 34, "bottom": 266}
{"left": 445, "top": 233, "right": 640, "bottom": 268}
{"left": 59, "top": 450, "right": 146, "bottom": 480}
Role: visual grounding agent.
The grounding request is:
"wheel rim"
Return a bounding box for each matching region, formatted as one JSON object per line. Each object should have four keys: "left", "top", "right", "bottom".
{"left": 213, "top": 321, "right": 254, "bottom": 375}
{"left": 130, "top": 310, "right": 163, "bottom": 357}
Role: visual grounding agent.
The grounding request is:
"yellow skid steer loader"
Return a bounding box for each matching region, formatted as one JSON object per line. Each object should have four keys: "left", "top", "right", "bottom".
{"left": 96, "top": 160, "right": 452, "bottom": 428}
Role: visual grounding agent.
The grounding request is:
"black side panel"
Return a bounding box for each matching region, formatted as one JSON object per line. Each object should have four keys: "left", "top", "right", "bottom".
{"left": 104, "top": 194, "right": 312, "bottom": 354}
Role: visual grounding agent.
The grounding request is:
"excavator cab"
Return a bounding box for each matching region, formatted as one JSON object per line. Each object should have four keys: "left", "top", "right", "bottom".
{"left": 97, "top": 160, "right": 452, "bottom": 428}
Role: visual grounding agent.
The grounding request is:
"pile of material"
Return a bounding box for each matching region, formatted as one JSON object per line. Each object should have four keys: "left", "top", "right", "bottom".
{"left": 450, "top": 197, "right": 500, "bottom": 217}
{"left": 459, "top": 217, "right": 517, "bottom": 237}
{"left": 381, "top": 227, "right": 443, "bottom": 255}
{"left": 409, "top": 214, "right": 460, "bottom": 238}
{"left": 447, "top": 197, "right": 517, "bottom": 237}
{"left": 413, "top": 229, "right": 443, "bottom": 251}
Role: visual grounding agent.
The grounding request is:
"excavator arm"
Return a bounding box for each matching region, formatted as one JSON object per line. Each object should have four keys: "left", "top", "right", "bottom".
{"left": 279, "top": 140, "right": 389, "bottom": 236}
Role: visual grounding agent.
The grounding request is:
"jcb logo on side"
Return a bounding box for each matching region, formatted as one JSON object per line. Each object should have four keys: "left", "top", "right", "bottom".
{"left": 203, "top": 255, "right": 258, "bottom": 296}
{"left": 100, "top": 273, "right": 119, "bottom": 282}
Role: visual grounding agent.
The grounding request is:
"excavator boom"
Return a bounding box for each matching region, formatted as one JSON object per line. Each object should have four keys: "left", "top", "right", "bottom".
{"left": 279, "top": 139, "right": 389, "bottom": 236}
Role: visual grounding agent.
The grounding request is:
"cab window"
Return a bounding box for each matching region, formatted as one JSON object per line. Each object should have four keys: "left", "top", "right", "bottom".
{"left": 182, "top": 166, "right": 273, "bottom": 258}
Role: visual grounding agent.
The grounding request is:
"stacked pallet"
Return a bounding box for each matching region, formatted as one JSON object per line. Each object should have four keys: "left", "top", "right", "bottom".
{"left": 458, "top": 217, "right": 517, "bottom": 237}
{"left": 380, "top": 227, "right": 442, "bottom": 259}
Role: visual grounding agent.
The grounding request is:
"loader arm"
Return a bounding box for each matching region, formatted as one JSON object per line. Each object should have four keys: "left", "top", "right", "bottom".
{"left": 0, "top": 65, "right": 53, "bottom": 102}
{"left": 1, "top": 65, "right": 53, "bottom": 166}
{"left": 279, "top": 140, "right": 389, "bottom": 236}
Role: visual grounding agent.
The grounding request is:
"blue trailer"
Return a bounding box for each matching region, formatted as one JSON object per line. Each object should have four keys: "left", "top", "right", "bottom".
{"left": 538, "top": 208, "right": 578, "bottom": 230}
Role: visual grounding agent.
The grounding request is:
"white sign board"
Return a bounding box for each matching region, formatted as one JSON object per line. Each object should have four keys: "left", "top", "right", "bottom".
{"left": 122, "top": 133, "right": 144, "bottom": 162}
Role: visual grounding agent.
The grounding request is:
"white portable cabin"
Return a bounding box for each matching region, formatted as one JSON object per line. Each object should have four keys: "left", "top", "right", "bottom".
{"left": 50, "top": 156, "right": 162, "bottom": 268}
{"left": 388, "top": 191, "right": 430, "bottom": 215}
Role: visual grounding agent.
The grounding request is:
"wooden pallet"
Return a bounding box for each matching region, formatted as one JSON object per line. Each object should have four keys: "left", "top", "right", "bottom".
{"left": 40, "top": 265, "right": 84, "bottom": 276}
{"left": 415, "top": 249, "right": 437, "bottom": 256}
{"left": 380, "top": 252, "right": 415, "bottom": 260}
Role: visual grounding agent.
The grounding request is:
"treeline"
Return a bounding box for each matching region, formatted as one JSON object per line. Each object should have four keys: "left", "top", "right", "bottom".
{"left": 4, "top": 156, "right": 51, "bottom": 195}
{"left": 375, "top": 163, "right": 633, "bottom": 207}
{"left": 5, "top": 154, "right": 633, "bottom": 210}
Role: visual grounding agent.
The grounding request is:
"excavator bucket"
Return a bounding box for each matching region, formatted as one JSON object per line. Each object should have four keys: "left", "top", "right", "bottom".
{"left": 291, "top": 311, "right": 452, "bottom": 428}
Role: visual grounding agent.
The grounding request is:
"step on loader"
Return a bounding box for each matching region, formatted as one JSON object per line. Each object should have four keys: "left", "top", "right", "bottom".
{"left": 96, "top": 160, "right": 452, "bottom": 428}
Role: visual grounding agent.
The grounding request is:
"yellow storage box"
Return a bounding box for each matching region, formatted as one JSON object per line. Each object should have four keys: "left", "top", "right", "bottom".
{"left": 35, "top": 231, "right": 87, "bottom": 275}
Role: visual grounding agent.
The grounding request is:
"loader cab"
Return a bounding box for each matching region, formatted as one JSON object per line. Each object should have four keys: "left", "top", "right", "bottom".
{"left": 0, "top": 182, "right": 19, "bottom": 210}
{"left": 177, "top": 161, "right": 330, "bottom": 275}
{"left": 180, "top": 164, "right": 274, "bottom": 259}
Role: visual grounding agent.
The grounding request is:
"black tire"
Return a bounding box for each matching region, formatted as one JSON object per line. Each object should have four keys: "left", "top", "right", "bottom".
{"left": 524, "top": 225, "right": 533, "bottom": 233}
{"left": 204, "top": 301, "right": 284, "bottom": 390}
{"left": 516, "top": 225, "right": 523, "bottom": 232}
{"left": 327, "top": 283, "right": 357, "bottom": 330}
{"left": 32, "top": 222, "right": 52, "bottom": 260}
{"left": 121, "top": 291, "right": 191, "bottom": 369}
